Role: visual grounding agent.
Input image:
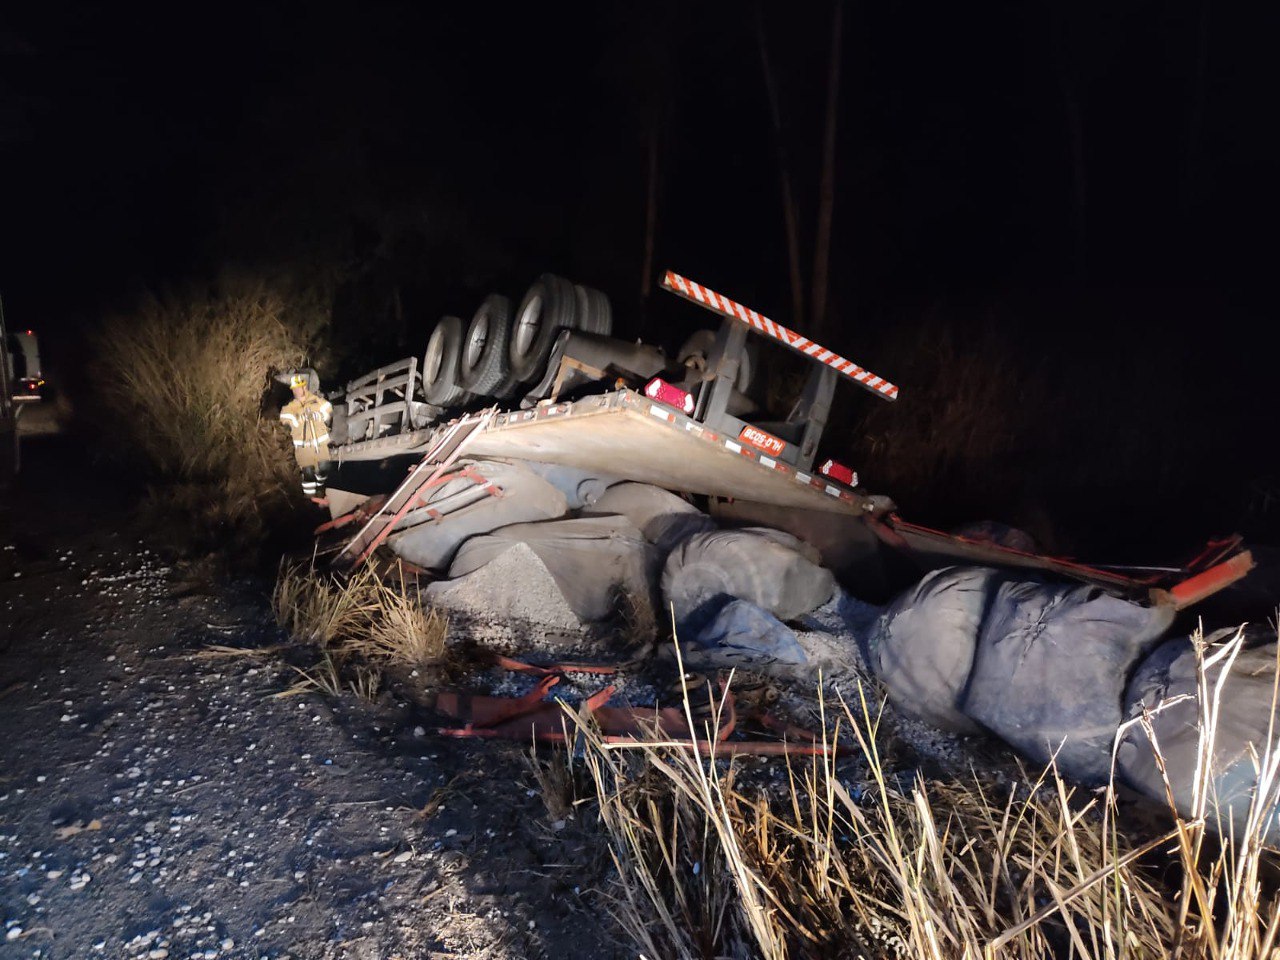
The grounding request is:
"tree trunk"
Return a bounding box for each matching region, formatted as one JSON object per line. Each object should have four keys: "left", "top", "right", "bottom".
{"left": 640, "top": 122, "right": 660, "bottom": 308}
{"left": 1051, "top": 9, "right": 1087, "bottom": 275}
{"left": 1181, "top": 0, "right": 1210, "bottom": 216}
{"left": 810, "top": 0, "right": 844, "bottom": 339}
{"left": 1059, "top": 73, "right": 1087, "bottom": 274}
{"left": 755, "top": 2, "right": 805, "bottom": 327}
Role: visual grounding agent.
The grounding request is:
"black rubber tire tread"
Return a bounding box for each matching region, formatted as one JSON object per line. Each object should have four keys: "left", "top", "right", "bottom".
{"left": 508, "top": 273, "right": 579, "bottom": 383}
{"left": 422, "top": 315, "right": 469, "bottom": 407}
{"left": 519, "top": 329, "right": 572, "bottom": 406}
{"left": 459, "top": 294, "right": 515, "bottom": 397}
{"left": 572, "top": 284, "right": 614, "bottom": 337}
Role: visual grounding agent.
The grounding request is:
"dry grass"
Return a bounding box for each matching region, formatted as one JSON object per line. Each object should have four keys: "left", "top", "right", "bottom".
{"left": 272, "top": 561, "right": 381, "bottom": 648}
{"left": 92, "top": 279, "right": 320, "bottom": 546}
{"left": 190, "top": 643, "right": 288, "bottom": 661}
{"left": 275, "top": 650, "right": 344, "bottom": 699}
{"left": 273, "top": 560, "right": 446, "bottom": 666}
{"left": 567, "top": 633, "right": 1280, "bottom": 960}
{"left": 269, "top": 560, "right": 445, "bottom": 704}
{"left": 612, "top": 584, "right": 660, "bottom": 658}
{"left": 525, "top": 743, "right": 578, "bottom": 823}
{"left": 347, "top": 664, "right": 382, "bottom": 702}
{"left": 362, "top": 571, "right": 448, "bottom": 667}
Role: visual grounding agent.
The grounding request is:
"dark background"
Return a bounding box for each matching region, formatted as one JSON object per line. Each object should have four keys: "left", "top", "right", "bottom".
{"left": 1, "top": 1, "right": 1275, "bottom": 552}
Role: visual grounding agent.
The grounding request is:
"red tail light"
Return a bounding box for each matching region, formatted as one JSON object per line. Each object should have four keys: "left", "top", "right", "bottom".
{"left": 818, "top": 458, "right": 857, "bottom": 488}
{"left": 644, "top": 377, "right": 694, "bottom": 415}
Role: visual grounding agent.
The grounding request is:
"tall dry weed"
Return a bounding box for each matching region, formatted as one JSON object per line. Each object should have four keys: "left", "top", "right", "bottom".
{"left": 570, "top": 634, "right": 1280, "bottom": 960}
{"left": 93, "top": 280, "right": 321, "bottom": 545}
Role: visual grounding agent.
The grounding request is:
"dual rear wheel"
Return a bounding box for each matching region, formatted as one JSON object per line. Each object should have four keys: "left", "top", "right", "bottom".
{"left": 421, "top": 274, "right": 613, "bottom": 407}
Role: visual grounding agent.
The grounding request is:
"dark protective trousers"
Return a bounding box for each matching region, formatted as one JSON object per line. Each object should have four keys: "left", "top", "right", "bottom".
{"left": 300, "top": 461, "right": 332, "bottom": 498}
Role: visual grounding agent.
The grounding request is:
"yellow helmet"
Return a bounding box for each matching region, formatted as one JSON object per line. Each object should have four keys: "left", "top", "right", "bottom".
{"left": 289, "top": 374, "right": 308, "bottom": 389}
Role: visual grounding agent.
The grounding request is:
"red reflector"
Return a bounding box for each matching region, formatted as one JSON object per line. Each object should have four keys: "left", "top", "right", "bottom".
{"left": 644, "top": 377, "right": 694, "bottom": 415}
{"left": 819, "top": 458, "right": 857, "bottom": 487}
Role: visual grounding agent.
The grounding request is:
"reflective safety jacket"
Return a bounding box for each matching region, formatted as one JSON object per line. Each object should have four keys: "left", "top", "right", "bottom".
{"left": 279, "top": 391, "right": 333, "bottom": 467}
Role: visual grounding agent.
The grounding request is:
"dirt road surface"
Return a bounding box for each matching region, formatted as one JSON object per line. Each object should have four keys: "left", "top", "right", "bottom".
{"left": 0, "top": 433, "right": 622, "bottom": 960}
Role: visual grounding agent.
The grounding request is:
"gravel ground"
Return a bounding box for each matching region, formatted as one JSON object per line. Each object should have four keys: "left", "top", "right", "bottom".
{"left": 0, "top": 432, "right": 1040, "bottom": 960}
{"left": 0, "top": 436, "right": 624, "bottom": 960}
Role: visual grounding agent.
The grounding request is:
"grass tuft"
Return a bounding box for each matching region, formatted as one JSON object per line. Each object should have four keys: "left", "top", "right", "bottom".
{"left": 269, "top": 560, "right": 445, "bottom": 703}
{"left": 275, "top": 650, "right": 344, "bottom": 699}
{"left": 272, "top": 561, "right": 380, "bottom": 649}
{"left": 361, "top": 571, "right": 448, "bottom": 667}
{"left": 525, "top": 742, "right": 578, "bottom": 824}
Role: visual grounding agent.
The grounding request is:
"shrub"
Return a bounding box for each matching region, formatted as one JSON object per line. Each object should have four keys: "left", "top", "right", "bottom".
{"left": 849, "top": 306, "right": 1046, "bottom": 528}
{"left": 93, "top": 280, "right": 320, "bottom": 547}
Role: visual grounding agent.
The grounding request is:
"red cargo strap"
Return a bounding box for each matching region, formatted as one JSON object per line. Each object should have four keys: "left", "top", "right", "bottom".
{"left": 432, "top": 667, "right": 846, "bottom": 755}
{"left": 489, "top": 653, "right": 618, "bottom": 677}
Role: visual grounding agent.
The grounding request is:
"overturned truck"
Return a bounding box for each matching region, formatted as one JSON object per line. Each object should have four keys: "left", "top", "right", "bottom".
{"left": 300, "top": 269, "right": 1279, "bottom": 841}
{"left": 312, "top": 269, "right": 1251, "bottom": 612}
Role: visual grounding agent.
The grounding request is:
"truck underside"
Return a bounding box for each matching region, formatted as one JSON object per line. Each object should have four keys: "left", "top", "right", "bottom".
{"left": 311, "top": 270, "right": 1252, "bottom": 610}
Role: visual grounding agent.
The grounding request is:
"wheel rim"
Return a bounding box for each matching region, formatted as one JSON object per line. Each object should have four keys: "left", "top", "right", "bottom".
{"left": 424, "top": 326, "right": 445, "bottom": 382}
{"left": 513, "top": 293, "right": 543, "bottom": 357}
{"left": 464, "top": 313, "right": 488, "bottom": 372}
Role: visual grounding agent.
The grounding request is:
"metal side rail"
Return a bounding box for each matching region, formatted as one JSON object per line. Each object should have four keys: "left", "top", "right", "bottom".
{"left": 872, "top": 515, "right": 1254, "bottom": 608}
{"left": 331, "top": 409, "right": 494, "bottom": 571}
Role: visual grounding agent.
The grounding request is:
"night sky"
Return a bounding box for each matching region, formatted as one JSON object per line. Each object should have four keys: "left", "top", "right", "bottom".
{"left": 1, "top": 1, "right": 1276, "bottom": 546}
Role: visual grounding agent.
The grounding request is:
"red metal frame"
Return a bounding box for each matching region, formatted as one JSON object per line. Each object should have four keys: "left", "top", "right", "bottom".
{"left": 1157, "top": 551, "right": 1256, "bottom": 610}
{"left": 877, "top": 513, "right": 1254, "bottom": 605}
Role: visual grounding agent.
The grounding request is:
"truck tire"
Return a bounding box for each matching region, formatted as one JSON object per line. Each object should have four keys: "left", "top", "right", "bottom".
{"left": 519, "top": 329, "right": 572, "bottom": 406}
{"left": 509, "top": 274, "right": 578, "bottom": 384}
{"left": 573, "top": 284, "right": 614, "bottom": 337}
{"left": 459, "top": 294, "right": 516, "bottom": 398}
{"left": 422, "top": 316, "right": 470, "bottom": 408}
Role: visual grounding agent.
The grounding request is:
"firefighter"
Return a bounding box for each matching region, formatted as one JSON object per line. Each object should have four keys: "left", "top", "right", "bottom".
{"left": 279, "top": 373, "right": 333, "bottom": 499}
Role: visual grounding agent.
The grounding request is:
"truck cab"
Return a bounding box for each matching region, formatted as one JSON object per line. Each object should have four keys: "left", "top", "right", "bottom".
{"left": 0, "top": 297, "right": 19, "bottom": 480}
{"left": 6, "top": 329, "right": 44, "bottom": 402}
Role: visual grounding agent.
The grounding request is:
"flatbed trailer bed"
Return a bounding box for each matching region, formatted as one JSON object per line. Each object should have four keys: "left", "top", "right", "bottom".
{"left": 325, "top": 387, "right": 1252, "bottom": 608}
{"left": 333, "top": 388, "right": 883, "bottom": 515}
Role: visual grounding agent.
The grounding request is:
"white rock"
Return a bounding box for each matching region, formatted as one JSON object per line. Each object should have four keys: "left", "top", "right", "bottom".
{"left": 392, "top": 851, "right": 412, "bottom": 863}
